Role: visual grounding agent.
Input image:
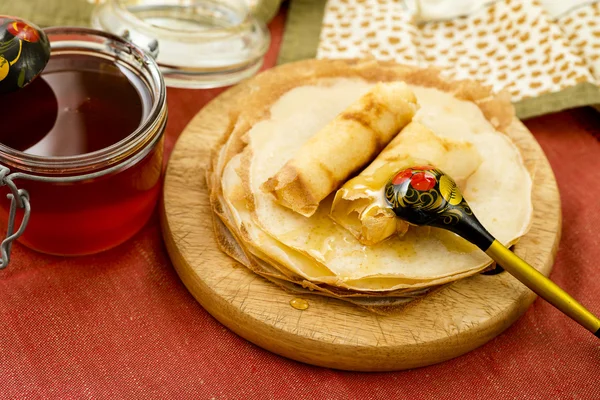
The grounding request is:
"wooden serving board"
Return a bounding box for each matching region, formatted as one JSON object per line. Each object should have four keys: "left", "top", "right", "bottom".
{"left": 161, "top": 77, "right": 561, "bottom": 372}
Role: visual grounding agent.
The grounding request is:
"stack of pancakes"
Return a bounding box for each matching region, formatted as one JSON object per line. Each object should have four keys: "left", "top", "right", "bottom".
{"left": 207, "top": 60, "right": 533, "bottom": 313}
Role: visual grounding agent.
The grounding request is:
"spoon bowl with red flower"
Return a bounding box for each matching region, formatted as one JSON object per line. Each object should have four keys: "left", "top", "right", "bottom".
{"left": 0, "top": 16, "right": 50, "bottom": 94}
{"left": 385, "top": 165, "right": 600, "bottom": 339}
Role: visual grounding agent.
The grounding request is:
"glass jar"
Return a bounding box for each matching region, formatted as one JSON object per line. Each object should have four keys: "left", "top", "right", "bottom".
{"left": 0, "top": 27, "right": 167, "bottom": 259}
{"left": 91, "top": 0, "right": 270, "bottom": 88}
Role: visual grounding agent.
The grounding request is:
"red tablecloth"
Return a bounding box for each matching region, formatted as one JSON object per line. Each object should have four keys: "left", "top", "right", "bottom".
{"left": 1, "top": 9, "right": 599, "bottom": 399}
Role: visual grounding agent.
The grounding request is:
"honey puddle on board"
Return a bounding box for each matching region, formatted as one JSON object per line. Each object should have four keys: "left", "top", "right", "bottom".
{"left": 289, "top": 298, "right": 309, "bottom": 310}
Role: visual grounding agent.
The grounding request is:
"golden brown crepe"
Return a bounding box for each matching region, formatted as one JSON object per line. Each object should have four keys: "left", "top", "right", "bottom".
{"left": 260, "top": 82, "right": 418, "bottom": 217}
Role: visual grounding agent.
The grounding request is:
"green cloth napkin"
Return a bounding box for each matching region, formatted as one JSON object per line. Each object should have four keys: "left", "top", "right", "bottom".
{"left": 277, "top": 0, "right": 325, "bottom": 65}
{"left": 0, "top": 0, "right": 94, "bottom": 27}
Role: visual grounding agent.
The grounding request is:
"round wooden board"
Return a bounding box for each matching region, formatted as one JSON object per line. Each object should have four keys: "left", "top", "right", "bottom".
{"left": 161, "top": 72, "right": 561, "bottom": 372}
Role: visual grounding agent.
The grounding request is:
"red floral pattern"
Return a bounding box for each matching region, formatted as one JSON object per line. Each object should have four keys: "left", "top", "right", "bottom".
{"left": 410, "top": 171, "right": 436, "bottom": 191}
{"left": 391, "top": 166, "right": 437, "bottom": 191}
{"left": 391, "top": 169, "right": 413, "bottom": 185}
{"left": 7, "top": 20, "right": 40, "bottom": 43}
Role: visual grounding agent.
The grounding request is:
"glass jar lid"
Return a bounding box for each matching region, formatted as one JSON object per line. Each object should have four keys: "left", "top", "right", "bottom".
{"left": 91, "top": 0, "right": 270, "bottom": 88}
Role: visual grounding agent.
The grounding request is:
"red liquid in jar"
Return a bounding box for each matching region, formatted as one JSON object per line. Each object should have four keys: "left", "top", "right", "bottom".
{"left": 0, "top": 55, "right": 146, "bottom": 155}
{"left": 0, "top": 54, "right": 163, "bottom": 255}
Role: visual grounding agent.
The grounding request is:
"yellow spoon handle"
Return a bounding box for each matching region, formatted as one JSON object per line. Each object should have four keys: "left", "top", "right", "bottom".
{"left": 486, "top": 240, "right": 600, "bottom": 337}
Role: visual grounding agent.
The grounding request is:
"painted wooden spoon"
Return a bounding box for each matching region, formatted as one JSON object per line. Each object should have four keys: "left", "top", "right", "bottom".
{"left": 0, "top": 16, "right": 50, "bottom": 94}
{"left": 385, "top": 165, "right": 600, "bottom": 338}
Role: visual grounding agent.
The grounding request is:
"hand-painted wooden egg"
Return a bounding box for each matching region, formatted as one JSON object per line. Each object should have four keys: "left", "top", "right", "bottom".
{"left": 0, "top": 16, "right": 50, "bottom": 94}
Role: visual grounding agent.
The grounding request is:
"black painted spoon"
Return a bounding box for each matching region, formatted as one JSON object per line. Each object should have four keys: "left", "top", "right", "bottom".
{"left": 0, "top": 16, "right": 50, "bottom": 94}
{"left": 385, "top": 165, "right": 600, "bottom": 338}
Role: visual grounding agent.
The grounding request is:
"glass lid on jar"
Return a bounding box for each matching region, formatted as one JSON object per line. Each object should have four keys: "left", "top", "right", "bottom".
{"left": 91, "top": 0, "right": 271, "bottom": 88}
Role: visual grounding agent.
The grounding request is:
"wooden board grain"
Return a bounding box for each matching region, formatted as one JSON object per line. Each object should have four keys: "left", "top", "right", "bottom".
{"left": 160, "top": 74, "right": 561, "bottom": 372}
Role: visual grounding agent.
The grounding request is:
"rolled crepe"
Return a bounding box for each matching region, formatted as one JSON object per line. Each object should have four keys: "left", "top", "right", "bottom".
{"left": 260, "top": 82, "right": 419, "bottom": 217}
{"left": 331, "top": 121, "right": 482, "bottom": 245}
